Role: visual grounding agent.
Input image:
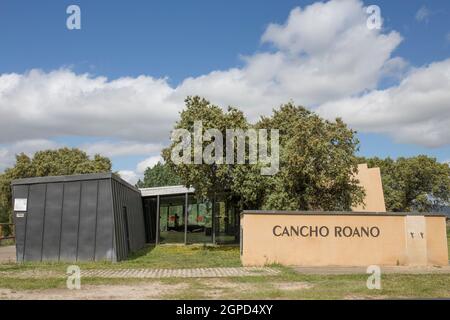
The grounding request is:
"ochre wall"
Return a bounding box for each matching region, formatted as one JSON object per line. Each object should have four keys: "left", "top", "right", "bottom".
{"left": 240, "top": 213, "right": 448, "bottom": 267}
{"left": 352, "top": 164, "right": 386, "bottom": 212}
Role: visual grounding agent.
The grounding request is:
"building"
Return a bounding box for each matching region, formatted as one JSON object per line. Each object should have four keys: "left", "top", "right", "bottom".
{"left": 141, "top": 186, "right": 240, "bottom": 245}
{"left": 12, "top": 173, "right": 146, "bottom": 262}
{"left": 11, "top": 164, "right": 387, "bottom": 262}
{"left": 240, "top": 210, "right": 448, "bottom": 267}
{"left": 352, "top": 164, "right": 386, "bottom": 212}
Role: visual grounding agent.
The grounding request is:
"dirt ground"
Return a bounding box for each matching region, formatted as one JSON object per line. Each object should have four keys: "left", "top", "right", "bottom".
{"left": 0, "top": 279, "right": 314, "bottom": 300}
{"left": 0, "top": 282, "right": 190, "bottom": 300}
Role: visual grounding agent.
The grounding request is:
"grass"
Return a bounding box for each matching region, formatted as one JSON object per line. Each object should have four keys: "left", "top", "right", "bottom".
{"left": 124, "top": 244, "right": 241, "bottom": 269}
{"left": 0, "top": 234, "right": 449, "bottom": 299}
{"left": 1, "top": 266, "right": 449, "bottom": 299}
{"left": 0, "top": 244, "right": 241, "bottom": 273}
{"left": 170, "top": 272, "right": 450, "bottom": 300}
{"left": 0, "top": 239, "right": 14, "bottom": 247}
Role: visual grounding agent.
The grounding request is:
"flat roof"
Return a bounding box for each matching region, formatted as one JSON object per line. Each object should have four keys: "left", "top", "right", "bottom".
{"left": 140, "top": 185, "right": 195, "bottom": 197}
{"left": 241, "top": 210, "right": 447, "bottom": 217}
{"left": 11, "top": 172, "right": 140, "bottom": 193}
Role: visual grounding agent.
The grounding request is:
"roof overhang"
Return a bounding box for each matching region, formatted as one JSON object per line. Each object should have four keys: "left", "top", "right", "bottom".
{"left": 140, "top": 185, "right": 195, "bottom": 197}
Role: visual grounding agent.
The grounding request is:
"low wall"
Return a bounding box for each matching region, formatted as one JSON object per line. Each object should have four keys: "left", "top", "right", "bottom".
{"left": 240, "top": 211, "right": 448, "bottom": 267}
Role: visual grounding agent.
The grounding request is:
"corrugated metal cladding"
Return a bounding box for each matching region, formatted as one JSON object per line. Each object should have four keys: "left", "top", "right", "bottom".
{"left": 11, "top": 173, "right": 146, "bottom": 262}
{"left": 111, "top": 179, "right": 146, "bottom": 261}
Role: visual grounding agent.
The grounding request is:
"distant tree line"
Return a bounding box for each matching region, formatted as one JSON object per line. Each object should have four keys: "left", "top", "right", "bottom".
{"left": 358, "top": 156, "right": 450, "bottom": 212}
{"left": 0, "top": 148, "right": 111, "bottom": 228}
{"left": 137, "top": 162, "right": 181, "bottom": 188}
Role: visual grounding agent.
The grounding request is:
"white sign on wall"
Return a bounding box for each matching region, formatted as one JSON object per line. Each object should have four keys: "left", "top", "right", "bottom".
{"left": 14, "top": 198, "right": 28, "bottom": 212}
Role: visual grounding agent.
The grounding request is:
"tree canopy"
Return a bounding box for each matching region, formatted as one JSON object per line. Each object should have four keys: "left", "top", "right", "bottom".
{"left": 359, "top": 156, "right": 450, "bottom": 212}
{"left": 163, "top": 96, "right": 364, "bottom": 211}
{"left": 0, "top": 148, "right": 111, "bottom": 223}
{"left": 136, "top": 161, "right": 181, "bottom": 188}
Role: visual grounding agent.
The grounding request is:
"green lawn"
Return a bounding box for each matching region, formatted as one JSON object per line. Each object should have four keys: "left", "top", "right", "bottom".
{"left": 0, "top": 244, "right": 241, "bottom": 273}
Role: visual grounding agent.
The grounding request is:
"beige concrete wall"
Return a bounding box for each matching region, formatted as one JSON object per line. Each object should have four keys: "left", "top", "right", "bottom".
{"left": 425, "top": 217, "right": 449, "bottom": 265}
{"left": 352, "top": 164, "right": 386, "bottom": 212}
{"left": 241, "top": 212, "right": 448, "bottom": 267}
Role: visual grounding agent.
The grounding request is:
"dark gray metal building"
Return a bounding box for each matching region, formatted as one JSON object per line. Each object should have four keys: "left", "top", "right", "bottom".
{"left": 11, "top": 173, "right": 146, "bottom": 262}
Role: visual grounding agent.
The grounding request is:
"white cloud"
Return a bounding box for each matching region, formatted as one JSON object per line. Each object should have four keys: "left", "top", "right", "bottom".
{"left": 117, "top": 170, "right": 140, "bottom": 185}
{"left": 317, "top": 58, "right": 450, "bottom": 147}
{"left": 177, "top": 0, "right": 402, "bottom": 117}
{"left": 0, "top": 0, "right": 448, "bottom": 176}
{"left": 0, "top": 139, "right": 61, "bottom": 171}
{"left": 0, "top": 0, "right": 402, "bottom": 141}
{"left": 137, "top": 155, "right": 163, "bottom": 174}
{"left": 0, "top": 70, "right": 179, "bottom": 144}
{"left": 415, "top": 6, "right": 431, "bottom": 23}
{"left": 80, "top": 141, "right": 163, "bottom": 158}
{"left": 117, "top": 155, "right": 163, "bottom": 185}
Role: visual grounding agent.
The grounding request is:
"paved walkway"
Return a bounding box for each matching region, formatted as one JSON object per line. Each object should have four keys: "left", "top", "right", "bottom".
{"left": 0, "top": 267, "right": 280, "bottom": 279}
{"left": 81, "top": 267, "right": 280, "bottom": 278}
{"left": 294, "top": 265, "right": 450, "bottom": 275}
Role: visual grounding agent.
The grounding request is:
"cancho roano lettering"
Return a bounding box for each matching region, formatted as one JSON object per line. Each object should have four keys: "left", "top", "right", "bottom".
{"left": 272, "top": 225, "right": 380, "bottom": 238}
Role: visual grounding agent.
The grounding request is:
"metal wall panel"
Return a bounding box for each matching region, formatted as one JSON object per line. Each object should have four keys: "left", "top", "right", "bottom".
{"left": 12, "top": 173, "right": 144, "bottom": 262}
{"left": 24, "top": 184, "right": 47, "bottom": 261}
{"left": 42, "top": 183, "right": 64, "bottom": 261}
{"left": 111, "top": 179, "right": 146, "bottom": 261}
{"left": 129, "top": 188, "right": 146, "bottom": 251}
{"left": 77, "top": 180, "right": 98, "bottom": 261}
{"left": 143, "top": 198, "right": 157, "bottom": 242}
{"left": 59, "top": 182, "right": 81, "bottom": 261}
{"left": 12, "top": 185, "right": 29, "bottom": 263}
{"left": 95, "top": 179, "right": 114, "bottom": 261}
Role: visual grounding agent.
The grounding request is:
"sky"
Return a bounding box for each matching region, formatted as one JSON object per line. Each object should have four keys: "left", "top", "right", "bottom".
{"left": 0, "top": 0, "right": 449, "bottom": 184}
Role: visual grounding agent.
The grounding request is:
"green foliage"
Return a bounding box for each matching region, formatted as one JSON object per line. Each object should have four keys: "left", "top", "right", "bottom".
{"left": 238, "top": 103, "right": 364, "bottom": 211}
{"left": 360, "top": 155, "right": 450, "bottom": 212}
{"left": 136, "top": 162, "right": 181, "bottom": 188}
{"left": 0, "top": 148, "right": 112, "bottom": 223}
{"left": 163, "top": 96, "right": 249, "bottom": 201}
{"left": 163, "top": 96, "right": 364, "bottom": 211}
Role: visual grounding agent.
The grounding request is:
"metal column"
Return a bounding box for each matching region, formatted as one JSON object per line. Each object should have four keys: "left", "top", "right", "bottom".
{"left": 184, "top": 192, "right": 188, "bottom": 245}
{"left": 212, "top": 193, "right": 216, "bottom": 244}
{"left": 155, "top": 195, "right": 160, "bottom": 245}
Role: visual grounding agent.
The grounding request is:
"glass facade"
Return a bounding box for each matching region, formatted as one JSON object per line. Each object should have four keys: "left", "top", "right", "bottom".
{"left": 159, "top": 196, "right": 185, "bottom": 243}
{"left": 142, "top": 193, "right": 239, "bottom": 244}
{"left": 186, "top": 196, "right": 213, "bottom": 243}
{"left": 214, "top": 196, "right": 239, "bottom": 244}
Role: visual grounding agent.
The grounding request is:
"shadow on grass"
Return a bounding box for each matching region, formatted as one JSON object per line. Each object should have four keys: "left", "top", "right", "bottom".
{"left": 126, "top": 244, "right": 156, "bottom": 260}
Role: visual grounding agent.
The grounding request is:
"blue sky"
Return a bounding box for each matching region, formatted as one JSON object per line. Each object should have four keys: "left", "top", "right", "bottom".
{"left": 0, "top": 0, "right": 449, "bottom": 183}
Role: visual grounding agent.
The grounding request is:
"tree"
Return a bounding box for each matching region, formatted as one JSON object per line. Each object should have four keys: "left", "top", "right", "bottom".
{"left": 162, "top": 96, "right": 249, "bottom": 202}
{"left": 360, "top": 156, "right": 450, "bottom": 212}
{"left": 235, "top": 103, "right": 364, "bottom": 211}
{"left": 163, "top": 96, "right": 364, "bottom": 211}
{"left": 0, "top": 148, "right": 112, "bottom": 224}
{"left": 136, "top": 162, "right": 181, "bottom": 188}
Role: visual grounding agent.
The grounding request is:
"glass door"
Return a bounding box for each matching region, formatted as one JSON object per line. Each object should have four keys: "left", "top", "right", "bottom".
{"left": 159, "top": 196, "right": 185, "bottom": 243}
{"left": 186, "top": 196, "right": 213, "bottom": 244}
